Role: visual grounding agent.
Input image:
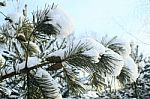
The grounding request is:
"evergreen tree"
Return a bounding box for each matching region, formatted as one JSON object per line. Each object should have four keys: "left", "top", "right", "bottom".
{"left": 0, "top": 1, "right": 139, "bottom": 99}
{"left": 136, "top": 58, "right": 150, "bottom": 98}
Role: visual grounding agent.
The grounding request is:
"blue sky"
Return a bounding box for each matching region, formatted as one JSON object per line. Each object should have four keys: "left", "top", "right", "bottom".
{"left": 1, "top": 0, "right": 150, "bottom": 55}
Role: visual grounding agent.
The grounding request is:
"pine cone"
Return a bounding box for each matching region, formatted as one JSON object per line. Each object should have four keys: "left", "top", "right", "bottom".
{"left": 46, "top": 56, "right": 61, "bottom": 63}
{"left": 48, "top": 63, "right": 63, "bottom": 71}
{"left": 16, "top": 33, "right": 26, "bottom": 42}
{"left": 0, "top": 34, "right": 6, "bottom": 43}
{"left": 23, "top": 42, "right": 41, "bottom": 55}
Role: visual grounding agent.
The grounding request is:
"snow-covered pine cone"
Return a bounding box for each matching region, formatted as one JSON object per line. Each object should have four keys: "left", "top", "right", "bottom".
{"left": 23, "top": 41, "right": 41, "bottom": 56}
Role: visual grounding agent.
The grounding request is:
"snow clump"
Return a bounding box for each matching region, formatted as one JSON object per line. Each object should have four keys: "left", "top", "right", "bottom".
{"left": 47, "top": 7, "right": 74, "bottom": 38}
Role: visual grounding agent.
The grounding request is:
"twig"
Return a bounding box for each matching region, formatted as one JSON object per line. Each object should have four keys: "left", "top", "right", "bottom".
{"left": 0, "top": 11, "right": 7, "bottom": 17}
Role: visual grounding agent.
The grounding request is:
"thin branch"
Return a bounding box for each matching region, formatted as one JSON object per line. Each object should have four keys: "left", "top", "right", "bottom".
{"left": 0, "top": 11, "right": 7, "bottom": 17}
{"left": 0, "top": 61, "right": 52, "bottom": 81}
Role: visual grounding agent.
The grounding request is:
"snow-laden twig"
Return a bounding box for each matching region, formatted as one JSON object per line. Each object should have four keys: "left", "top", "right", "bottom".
{"left": 47, "top": 37, "right": 106, "bottom": 63}
{"left": 0, "top": 57, "right": 52, "bottom": 81}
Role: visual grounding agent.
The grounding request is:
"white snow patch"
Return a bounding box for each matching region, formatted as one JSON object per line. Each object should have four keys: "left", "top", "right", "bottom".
{"left": 101, "top": 35, "right": 131, "bottom": 57}
{"left": 83, "top": 91, "right": 99, "bottom": 98}
{"left": 47, "top": 49, "right": 65, "bottom": 59}
{"left": 74, "top": 37, "right": 106, "bottom": 63}
{"left": 0, "top": 57, "right": 40, "bottom": 77}
{"left": 17, "top": 57, "right": 40, "bottom": 69}
{"left": 0, "top": 50, "right": 16, "bottom": 59}
{"left": 82, "top": 49, "right": 100, "bottom": 63}
{"left": 47, "top": 7, "right": 74, "bottom": 38}
{"left": 138, "top": 61, "right": 145, "bottom": 69}
{"left": 0, "top": 86, "right": 12, "bottom": 96}
{"left": 34, "top": 68, "right": 62, "bottom": 88}
{"left": 80, "top": 37, "right": 105, "bottom": 55}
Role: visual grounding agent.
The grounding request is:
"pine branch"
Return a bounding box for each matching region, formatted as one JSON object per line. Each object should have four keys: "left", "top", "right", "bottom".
{"left": 107, "top": 43, "right": 125, "bottom": 54}
{"left": 0, "top": 42, "right": 93, "bottom": 81}
{"left": 31, "top": 68, "right": 62, "bottom": 99}
{"left": 89, "top": 72, "right": 106, "bottom": 92}
{"left": 117, "top": 67, "right": 131, "bottom": 86}
{"left": 22, "top": 6, "right": 60, "bottom": 96}
{"left": 62, "top": 42, "right": 96, "bottom": 72}
{"left": 32, "top": 5, "right": 59, "bottom": 36}
{"left": 63, "top": 68, "right": 86, "bottom": 96}
{"left": 96, "top": 54, "right": 119, "bottom": 74}
{"left": 101, "top": 36, "right": 125, "bottom": 54}
{"left": 0, "top": 61, "right": 55, "bottom": 81}
{"left": 101, "top": 36, "right": 118, "bottom": 47}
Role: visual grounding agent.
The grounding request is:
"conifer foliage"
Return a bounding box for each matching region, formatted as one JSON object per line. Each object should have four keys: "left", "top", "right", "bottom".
{"left": 0, "top": 1, "right": 139, "bottom": 99}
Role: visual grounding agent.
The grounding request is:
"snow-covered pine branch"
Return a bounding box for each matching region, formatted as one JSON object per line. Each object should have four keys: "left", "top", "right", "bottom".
{"left": 0, "top": 57, "right": 59, "bottom": 81}
{"left": 124, "top": 56, "right": 139, "bottom": 82}
{"left": 32, "top": 68, "right": 62, "bottom": 99}
{"left": 32, "top": 5, "right": 74, "bottom": 38}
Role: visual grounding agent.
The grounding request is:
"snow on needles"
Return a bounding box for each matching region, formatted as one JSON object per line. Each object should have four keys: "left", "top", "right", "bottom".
{"left": 81, "top": 38, "right": 105, "bottom": 56}
{"left": 119, "top": 42, "right": 131, "bottom": 58}
{"left": 80, "top": 37, "right": 105, "bottom": 63}
{"left": 82, "top": 49, "right": 100, "bottom": 63}
{"left": 47, "top": 49, "right": 65, "bottom": 59}
{"left": 102, "top": 35, "right": 131, "bottom": 57}
{"left": 34, "top": 68, "right": 62, "bottom": 99}
{"left": 0, "top": 57, "right": 40, "bottom": 77}
{"left": 105, "top": 48, "right": 124, "bottom": 76}
{"left": 101, "top": 36, "right": 138, "bottom": 80}
{"left": 109, "top": 37, "right": 138, "bottom": 81}
{"left": 7, "top": 7, "right": 74, "bottom": 38}
{"left": 112, "top": 37, "right": 138, "bottom": 81}
{"left": 47, "top": 36, "right": 138, "bottom": 81}
{"left": 48, "top": 37, "right": 106, "bottom": 63}
{"left": 48, "top": 7, "right": 74, "bottom": 38}
{"left": 34, "top": 68, "right": 61, "bottom": 88}
{"left": 124, "top": 56, "right": 139, "bottom": 82}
